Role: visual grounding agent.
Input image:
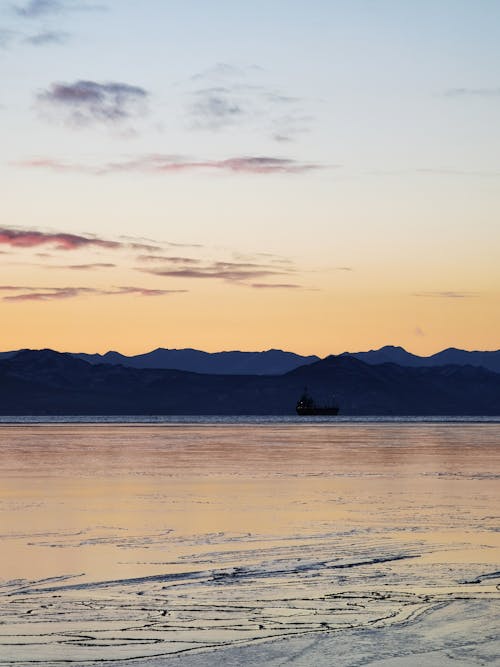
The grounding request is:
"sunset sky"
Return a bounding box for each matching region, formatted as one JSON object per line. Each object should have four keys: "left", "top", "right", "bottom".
{"left": 1, "top": 0, "right": 499, "bottom": 356}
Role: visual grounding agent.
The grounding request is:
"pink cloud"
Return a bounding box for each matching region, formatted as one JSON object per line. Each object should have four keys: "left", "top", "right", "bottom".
{"left": 0, "top": 227, "right": 120, "bottom": 251}
{"left": 1, "top": 285, "right": 187, "bottom": 301}
{"left": 250, "top": 283, "right": 302, "bottom": 289}
{"left": 16, "top": 154, "right": 323, "bottom": 175}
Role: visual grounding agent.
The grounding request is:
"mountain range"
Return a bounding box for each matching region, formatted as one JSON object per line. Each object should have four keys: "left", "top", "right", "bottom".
{"left": 0, "top": 349, "right": 499, "bottom": 415}
{"left": 343, "top": 345, "right": 500, "bottom": 374}
{"left": 1, "top": 345, "right": 499, "bottom": 374}
{"left": 70, "top": 348, "right": 320, "bottom": 375}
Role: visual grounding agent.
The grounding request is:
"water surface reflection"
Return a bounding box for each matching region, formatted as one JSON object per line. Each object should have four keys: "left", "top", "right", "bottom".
{"left": 0, "top": 425, "right": 498, "bottom": 664}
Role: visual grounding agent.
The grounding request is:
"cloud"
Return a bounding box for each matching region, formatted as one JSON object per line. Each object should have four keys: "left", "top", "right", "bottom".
{"left": 140, "top": 259, "right": 292, "bottom": 284}
{"left": 17, "top": 154, "right": 322, "bottom": 175}
{"left": 0, "top": 29, "right": 17, "bottom": 48}
{"left": 185, "top": 63, "right": 313, "bottom": 139}
{"left": 109, "top": 154, "right": 321, "bottom": 175}
{"left": 24, "top": 30, "right": 69, "bottom": 45}
{"left": 190, "top": 87, "right": 245, "bottom": 130}
{"left": 415, "top": 168, "right": 500, "bottom": 178}
{"left": 240, "top": 251, "right": 294, "bottom": 265}
{"left": 37, "top": 80, "right": 148, "bottom": 126}
{"left": 0, "top": 226, "right": 179, "bottom": 257}
{"left": 4, "top": 287, "right": 91, "bottom": 301}
{"left": 13, "top": 0, "right": 105, "bottom": 18}
{"left": 119, "top": 235, "right": 201, "bottom": 250}
{"left": 445, "top": 87, "right": 500, "bottom": 97}
{"left": 188, "top": 85, "right": 310, "bottom": 138}
{"left": 250, "top": 283, "right": 302, "bottom": 289}
{"left": 0, "top": 27, "right": 68, "bottom": 51}
{"left": 368, "top": 167, "right": 500, "bottom": 179}
{"left": 143, "top": 268, "right": 281, "bottom": 281}
{"left": 113, "top": 286, "right": 185, "bottom": 297}
{"left": 218, "top": 156, "right": 318, "bottom": 174}
{"left": 190, "top": 63, "right": 257, "bottom": 82}
{"left": 127, "top": 242, "right": 163, "bottom": 252}
{"left": 166, "top": 241, "right": 204, "bottom": 248}
{"left": 136, "top": 254, "right": 200, "bottom": 264}
{"left": 412, "top": 291, "right": 478, "bottom": 299}
{"left": 14, "top": 0, "right": 64, "bottom": 17}
{"left": 45, "top": 262, "right": 116, "bottom": 270}
{"left": 0, "top": 285, "right": 185, "bottom": 301}
{"left": 0, "top": 227, "right": 121, "bottom": 250}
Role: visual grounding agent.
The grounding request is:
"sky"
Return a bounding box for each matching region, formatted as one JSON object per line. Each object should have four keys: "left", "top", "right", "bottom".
{"left": 1, "top": 0, "right": 499, "bottom": 356}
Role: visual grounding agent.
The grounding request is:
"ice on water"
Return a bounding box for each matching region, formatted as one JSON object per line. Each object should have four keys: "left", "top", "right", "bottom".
{"left": 0, "top": 424, "right": 499, "bottom": 665}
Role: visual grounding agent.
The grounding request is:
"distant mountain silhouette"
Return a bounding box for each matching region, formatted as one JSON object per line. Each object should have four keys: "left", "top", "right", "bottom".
{"left": 342, "top": 345, "right": 500, "bottom": 374}
{"left": 0, "top": 350, "right": 20, "bottom": 360}
{"left": 2, "top": 345, "right": 499, "bottom": 375}
{"left": 70, "top": 347, "right": 320, "bottom": 375}
{"left": 1, "top": 349, "right": 499, "bottom": 415}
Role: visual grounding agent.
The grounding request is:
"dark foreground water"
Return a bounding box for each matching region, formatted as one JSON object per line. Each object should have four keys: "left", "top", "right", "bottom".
{"left": 1, "top": 415, "right": 500, "bottom": 424}
{"left": 0, "top": 423, "right": 499, "bottom": 666}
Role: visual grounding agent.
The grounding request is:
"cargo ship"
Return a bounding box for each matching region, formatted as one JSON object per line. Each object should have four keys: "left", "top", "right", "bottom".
{"left": 296, "top": 389, "right": 339, "bottom": 416}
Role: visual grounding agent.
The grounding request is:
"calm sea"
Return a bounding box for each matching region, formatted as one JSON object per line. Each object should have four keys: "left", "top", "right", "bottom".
{"left": 1, "top": 415, "right": 500, "bottom": 424}
{"left": 0, "top": 422, "right": 499, "bottom": 665}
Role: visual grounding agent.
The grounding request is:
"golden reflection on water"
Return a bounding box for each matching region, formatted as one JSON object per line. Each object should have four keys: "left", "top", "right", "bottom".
{"left": 0, "top": 424, "right": 499, "bottom": 664}
{"left": 0, "top": 424, "right": 499, "bottom": 582}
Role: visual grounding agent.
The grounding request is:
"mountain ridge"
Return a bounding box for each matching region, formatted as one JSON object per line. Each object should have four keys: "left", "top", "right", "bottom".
{"left": 341, "top": 345, "right": 500, "bottom": 374}
{"left": 69, "top": 347, "right": 320, "bottom": 375}
{"left": 1, "top": 349, "right": 499, "bottom": 415}
{"left": 1, "top": 345, "right": 499, "bottom": 374}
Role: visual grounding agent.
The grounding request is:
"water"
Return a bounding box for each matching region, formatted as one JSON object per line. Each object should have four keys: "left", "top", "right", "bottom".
{"left": 0, "top": 424, "right": 499, "bottom": 665}
{"left": 1, "top": 415, "right": 500, "bottom": 424}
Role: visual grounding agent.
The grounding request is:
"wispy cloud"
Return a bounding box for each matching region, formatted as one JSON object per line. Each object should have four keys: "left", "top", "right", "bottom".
{"left": 0, "top": 27, "right": 69, "bottom": 51}
{"left": 0, "top": 227, "right": 121, "bottom": 250}
{"left": 189, "top": 86, "right": 311, "bottom": 140}
{"left": 13, "top": 0, "right": 105, "bottom": 18}
{"left": 0, "top": 225, "right": 307, "bottom": 290}
{"left": 0, "top": 226, "right": 164, "bottom": 253}
{"left": 0, "top": 29, "right": 17, "bottom": 48}
{"left": 24, "top": 30, "right": 69, "bottom": 45}
{"left": 17, "top": 154, "right": 322, "bottom": 175}
{"left": 14, "top": 0, "right": 64, "bottom": 17}
{"left": 189, "top": 86, "right": 246, "bottom": 130}
{"left": 119, "top": 235, "right": 202, "bottom": 250}
{"left": 142, "top": 268, "right": 283, "bottom": 282}
{"left": 250, "top": 283, "right": 302, "bottom": 289}
{"left": 0, "top": 285, "right": 185, "bottom": 301}
{"left": 185, "top": 63, "right": 314, "bottom": 141}
{"left": 127, "top": 242, "right": 163, "bottom": 252}
{"left": 113, "top": 286, "right": 186, "bottom": 298}
{"left": 0, "top": 225, "right": 310, "bottom": 294}
{"left": 136, "top": 254, "right": 201, "bottom": 264}
{"left": 368, "top": 167, "right": 500, "bottom": 179}
{"left": 236, "top": 252, "right": 294, "bottom": 266}
{"left": 415, "top": 168, "right": 500, "bottom": 178}
{"left": 445, "top": 87, "right": 500, "bottom": 98}
{"left": 6, "top": 1, "right": 103, "bottom": 49}
{"left": 190, "top": 63, "right": 262, "bottom": 82}
{"left": 37, "top": 80, "right": 148, "bottom": 127}
{"left": 412, "top": 291, "right": 478, "bottom": 299}
{"left": 45, "top": 262, "right": 116, "bottom": 270}
{"left": 140, "top": 259, "right": 293, "bottom": 284}
{"left": 0, "top": 227, "right": 120, "bottom": 250}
